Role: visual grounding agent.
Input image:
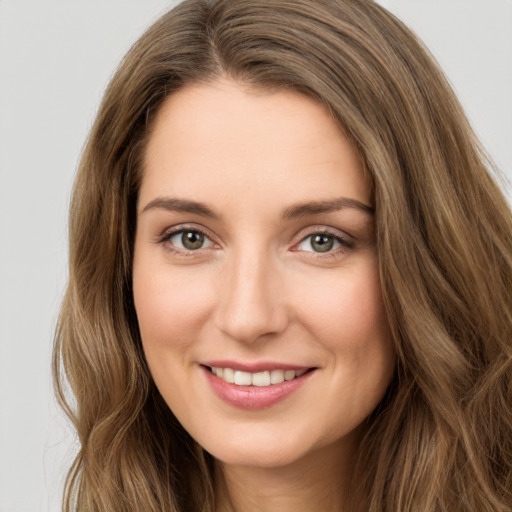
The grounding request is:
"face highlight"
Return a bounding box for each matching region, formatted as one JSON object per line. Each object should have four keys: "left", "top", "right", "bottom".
{"left": 133, "top": 78, "right": 395, "bottom": 470}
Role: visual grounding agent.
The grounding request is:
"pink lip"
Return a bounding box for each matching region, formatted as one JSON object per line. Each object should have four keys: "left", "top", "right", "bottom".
{"left": 201, "top": 364, "right": 316, "bottom": 410}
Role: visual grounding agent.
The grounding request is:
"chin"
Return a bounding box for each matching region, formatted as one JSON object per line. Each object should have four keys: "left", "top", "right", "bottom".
{"left": 191, "top": 423, "right": 304, "bottom": 468}
{"left": 210, "top": 444, "right": 307, "bottom": 469}
{"left": 196, "top": 419, "right": 359, "bottom": 471}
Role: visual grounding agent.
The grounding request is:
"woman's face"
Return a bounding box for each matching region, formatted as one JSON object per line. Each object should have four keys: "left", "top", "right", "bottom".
{"left": 133, "top": 78, "right": 395, "bottom": 468}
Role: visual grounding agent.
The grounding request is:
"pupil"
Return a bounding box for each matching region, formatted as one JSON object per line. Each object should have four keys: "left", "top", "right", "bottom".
{"left": 182, "top": 231, "right": 204, "bottom": 250}
{"left": 312, "top": 235, "right": 333, "bottom": 253}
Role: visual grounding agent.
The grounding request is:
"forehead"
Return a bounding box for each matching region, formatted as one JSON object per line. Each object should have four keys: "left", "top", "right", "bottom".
{"left": 140, "top": 78, "right": 371, "bottom": 212}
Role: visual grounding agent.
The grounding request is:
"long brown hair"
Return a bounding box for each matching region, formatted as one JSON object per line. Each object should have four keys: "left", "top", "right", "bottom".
{"left": 54, "top": 1, "right": 512, "bottom": 510}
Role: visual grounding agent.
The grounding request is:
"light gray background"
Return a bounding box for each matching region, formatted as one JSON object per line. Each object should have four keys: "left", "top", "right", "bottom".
{"left": 1, "top": 1, "right": 511, "bottom": 511}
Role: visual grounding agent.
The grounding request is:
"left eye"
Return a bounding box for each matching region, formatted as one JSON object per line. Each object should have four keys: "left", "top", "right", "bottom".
{"left": 297, "top": 233, "right": 343, "bottom": 253}
{"left": 168, "top": 230, "right": 214, "bottom": 251}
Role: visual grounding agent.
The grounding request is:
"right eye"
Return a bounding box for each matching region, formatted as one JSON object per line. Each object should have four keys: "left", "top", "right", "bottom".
{"left": 162, "top": 229, "right": 214, "bottom": 251}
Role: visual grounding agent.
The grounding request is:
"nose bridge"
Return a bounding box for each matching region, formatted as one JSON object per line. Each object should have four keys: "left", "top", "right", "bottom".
{"left": 215, "top": 243, "right": 287, "bottom": 343}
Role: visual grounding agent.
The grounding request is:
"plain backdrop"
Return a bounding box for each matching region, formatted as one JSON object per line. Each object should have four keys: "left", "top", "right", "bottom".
{"left": 0, "top": 1, "right": 511, "bottom": 511}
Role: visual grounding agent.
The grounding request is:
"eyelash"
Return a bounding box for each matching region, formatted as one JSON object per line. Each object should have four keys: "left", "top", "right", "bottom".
{"left": 156, "top": 226, "right": 355, "bottom": 257}
{"left": 157, "top": 225, "right": 214, "bottom": 256}
{"left": 294, "top": 230, "right": 355, "bottom": 256}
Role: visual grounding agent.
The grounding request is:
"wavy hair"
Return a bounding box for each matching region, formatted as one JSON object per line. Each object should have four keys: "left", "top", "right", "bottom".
{"left": 54, "top": 0, "right": 512, "bottom": 510}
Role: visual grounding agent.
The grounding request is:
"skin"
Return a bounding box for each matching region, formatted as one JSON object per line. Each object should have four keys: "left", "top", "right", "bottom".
{"left": 133, "top": 78, "right": 396, "bottom": 512}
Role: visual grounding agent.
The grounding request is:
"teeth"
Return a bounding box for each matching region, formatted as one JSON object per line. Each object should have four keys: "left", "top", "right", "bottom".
{"left": 284, "top": 369, "right": 296, "bottom": 381}
{"left": 210, "top": 367, "right": 308, "bottom": 387}
{"left": 223, "top": 367, "right": 235, "bottom": 383}
{"left": 234, "top": 370, "right": 252, "bottom": 385}
{"left": 252, "top": 371, "right": 271, "bottom": 387}
{"left": 270, "top": 369, "right": 285, "bottom": 384}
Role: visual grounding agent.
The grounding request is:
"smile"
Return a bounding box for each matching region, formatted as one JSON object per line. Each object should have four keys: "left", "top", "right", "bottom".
{"left": 202, "top": 363, "right": 316, "bottom": 409}
{"left": 208, "top": 367, "right": 308, "bottom": 387}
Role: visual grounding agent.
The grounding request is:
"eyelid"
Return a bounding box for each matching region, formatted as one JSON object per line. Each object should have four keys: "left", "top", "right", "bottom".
{"left": 156, "top": 223, "right": 219, "bottom": 251}
{"left": 291, "top": 226, "right": 356, "bottom": 253}
{"left": 294, "top": 225, "right": 355, "bottom": 243}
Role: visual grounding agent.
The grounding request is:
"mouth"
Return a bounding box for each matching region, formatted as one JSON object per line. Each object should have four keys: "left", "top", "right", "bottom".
{"left": 204, "top": 365, "right": 311, "bottom": 387}
{"left": 200, "top": 363, "right": 317, "bottom": 409}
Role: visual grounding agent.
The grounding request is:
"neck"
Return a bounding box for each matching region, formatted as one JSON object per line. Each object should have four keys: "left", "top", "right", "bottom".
{"left": 214, "top": 437, "right": 360, "bottom": 512}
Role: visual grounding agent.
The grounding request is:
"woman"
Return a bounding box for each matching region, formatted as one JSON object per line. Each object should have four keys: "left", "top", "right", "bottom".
{"left": 54, "top": 0, "right": 512, "bottom": 510}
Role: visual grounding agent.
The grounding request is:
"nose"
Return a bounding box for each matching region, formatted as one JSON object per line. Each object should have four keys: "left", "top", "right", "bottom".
{"left": 214, "top": 250, "right": 289, "bottom": 344}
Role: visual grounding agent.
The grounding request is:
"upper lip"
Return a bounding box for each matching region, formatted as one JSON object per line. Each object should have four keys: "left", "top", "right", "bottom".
{"left": 200, "top": 360, "right": 314, "bottom": 372}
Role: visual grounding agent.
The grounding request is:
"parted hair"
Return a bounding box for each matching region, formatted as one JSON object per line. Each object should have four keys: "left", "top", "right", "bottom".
{"left": 54, "top": 0, "right": 512, "bottom": 510}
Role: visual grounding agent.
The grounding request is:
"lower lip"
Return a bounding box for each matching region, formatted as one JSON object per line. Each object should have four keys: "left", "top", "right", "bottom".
{"left": 202, "top": 366, "right": 314, "bottom": 409}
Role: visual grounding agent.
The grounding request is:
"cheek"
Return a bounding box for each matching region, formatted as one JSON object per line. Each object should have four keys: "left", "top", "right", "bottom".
{"left": 295, "top": 261, "right": 390, "bottom": 353}
{"left": 132, "top": 258, "right": 214, "bottom": 356}
{"left": 295, "top": 258, "right": 395, "bottom": 408}
{"left": 296, "top": 261, "right": 395, "bottom": 428}
{"left": 132, "top": 258, "right": 217, "bottom": 419}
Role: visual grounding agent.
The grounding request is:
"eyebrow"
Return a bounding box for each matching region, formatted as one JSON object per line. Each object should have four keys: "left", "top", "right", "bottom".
{"left": 141, "top": 197, "right": 220, "bottom": 218}
{"left": 282, "top": 198, "right": 374, "bottom": 219}
{"left": 140, "top": 196, "right": 374, "bottom": 219}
